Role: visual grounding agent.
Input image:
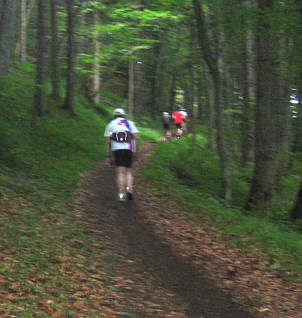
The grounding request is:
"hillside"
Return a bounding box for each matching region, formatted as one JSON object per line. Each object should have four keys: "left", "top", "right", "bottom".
{"left": 1, "top": 65, "right": 302, "bottom": 317}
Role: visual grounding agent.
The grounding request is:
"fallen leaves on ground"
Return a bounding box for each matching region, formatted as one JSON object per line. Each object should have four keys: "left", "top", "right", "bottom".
{"left": 0, "top": 142, "right": 302, "bottom": 317}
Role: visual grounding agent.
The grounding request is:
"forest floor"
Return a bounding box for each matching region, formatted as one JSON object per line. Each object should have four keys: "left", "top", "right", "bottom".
{"left": 71, "top": 140, "right": 302, "bottom": 318}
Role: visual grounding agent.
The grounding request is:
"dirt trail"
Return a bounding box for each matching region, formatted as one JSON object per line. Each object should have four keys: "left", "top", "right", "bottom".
{"left": 76, "top": 141, "right": 302, "bottom": 318}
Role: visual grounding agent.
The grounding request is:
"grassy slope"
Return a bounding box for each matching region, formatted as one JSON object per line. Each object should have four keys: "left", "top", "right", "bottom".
{"left": 1, "top": 63, "right": 302, "bottom": 315}
{"left": 0, "top": 64, "right": 161, "bottom": 316}
{"left": 140, "top": 137, "right": 302, "bottom": 278}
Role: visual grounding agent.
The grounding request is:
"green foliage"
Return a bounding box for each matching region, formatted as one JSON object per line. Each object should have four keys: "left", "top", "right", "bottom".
{"left": 139, "top": 127, "right": 161, "bottom": 142}
{"left": 0, "top": 62, "right": 160, "bottom": 201}
{"left": 0, "top": 56, "right": 167, "bottom": 315}
{"left": 75, "top": 0, "right": 186, "bottom": 89}
{"left": 145, "top": 136, "right": 222, "bottom": 195}
{"left": 271, "top": 174, "right": 300, "bottom": 223}
{"left": 110, "top": 7, "right": 180, "bottom": 24}
{"left": 0, "top": 73, "right": 107, "bottom": 199}
{"left": 141, "top": 134, "right": 302, "bottom": 277}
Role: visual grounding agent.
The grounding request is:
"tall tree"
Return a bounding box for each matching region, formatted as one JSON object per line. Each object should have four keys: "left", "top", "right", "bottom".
{"left": 246, "top": 0, "right": 276, "bottom": 214}
{"left": 15, "top": 0, "right": 35, "bottom": 61}
{"left": 240, "top": 30, "right": 255, "bottom": 166}
{"left": 63, "top": 0, "right": 76, "bottom": 113}
{"left": 291, "top": 180, "right": 302, "bottom": 220}
{"left": 32, "top": 0, "right": 47, "bottom": 126}
{"left": 192, "top": 0, "right": 230, "bottom": 199}
{"left": 20, "top": 0, "right": 27, "bottom": 62}
{"left": 50, "top": 0, "right": 61, "bottom": 102}
{"left": 93, "top": 7, "right": 101, "bottom": 104}
{"left": 0, "top": 0, "right": 18, "bottom": 75}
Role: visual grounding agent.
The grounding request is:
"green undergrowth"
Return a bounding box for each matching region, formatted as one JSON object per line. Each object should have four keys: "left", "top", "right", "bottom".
{"left": 140, "top": 135, "right": 302, "bottom": 279}
{"left": 0, "top": 62, "right": 160, "bottom": 208}
{"left": 0, "top": 63, "right": 161, "bottom": 316}
{"left": 0, "top": 63, "right": 159, "bottom": 201}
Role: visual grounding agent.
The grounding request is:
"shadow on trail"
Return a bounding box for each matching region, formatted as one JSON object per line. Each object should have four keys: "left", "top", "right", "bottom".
{"left": 115, "top": 203, "right": 254, "bottom": 318}
{"left": 82, "top": 162, "right": 255, "bottom": 318}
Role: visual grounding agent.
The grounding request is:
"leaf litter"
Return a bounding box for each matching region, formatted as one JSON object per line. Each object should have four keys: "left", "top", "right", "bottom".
{"left": 0, "top": 141, "right": 301, "bottom": 317}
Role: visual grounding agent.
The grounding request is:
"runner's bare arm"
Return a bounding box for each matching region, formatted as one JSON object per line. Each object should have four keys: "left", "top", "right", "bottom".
{"left": 105, "top": 138, "right": 113, "bottom": 165}
{"left": 106, "top": 137, "right": 111, "bottom": 156}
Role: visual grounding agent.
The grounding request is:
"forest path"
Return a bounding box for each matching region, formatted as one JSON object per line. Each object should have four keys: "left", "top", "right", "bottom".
{"left": 75, "top": 141, "right": 301, "bottom": 318}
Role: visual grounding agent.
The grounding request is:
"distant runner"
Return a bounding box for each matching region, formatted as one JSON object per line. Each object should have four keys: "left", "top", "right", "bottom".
{"left": 162, "top": 112, "right": 171, "bottom": 140}
{"left": 179, "top": 108, "right": 188, "bottom": 133}
{"left": 104, "top": 108, "right": 139, "bottom": 201}
{"left": 172, "top": 109, "right": 186, "bottom": 139}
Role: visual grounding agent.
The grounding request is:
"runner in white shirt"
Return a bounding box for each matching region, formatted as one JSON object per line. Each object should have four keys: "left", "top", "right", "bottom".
{"left": 104, "top": 108, "right": 139, "bottom": 201}
{"left": 179, "top": 108, "right": 188, "bottom": 133}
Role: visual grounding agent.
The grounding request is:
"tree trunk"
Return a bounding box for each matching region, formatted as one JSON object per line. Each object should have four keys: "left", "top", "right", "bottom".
{"left": 20, "top": 0, "right": 27, "bottom": 62}
{"left": 0, "top": 0, "right": 18, "bottom": 75}
{"left": 196, "top": 68, "right": 204, "bottom": 120}
{"left": 50, "top": 0, "right": 61, "bottom": 102}
{"left": 32, "top": 0, "right": 47, "bottom": 126}
{"left": 93, "top": 8, "right": 101, "bottom": 104}
{"left": 291, "top": 181, "right": 302, "bottom": 220}
{"left": 15, "top": 0, "right": 34, "bottom": 60}
{"left": 207, "top": 82, "right": 215, "bottom": 150}
{"left": 169, "top": 74, "right": 176, "bottom": 113}
{"left": 63, "top": 0, "right": 76, "bottom": 113}
{"left": 192, "top": 0, "right": 230, "bottom": 199}
{"left": 150, "top": 30, "right": 173, "bottom": 117}
{"left": 273, "top": 35, "right": 291, "bottom": 183}
{"left": 128, "top": 56, "right": 135, "bottom": 116}
{"left": 133, "top": 52, "right": 146, "bottom": 117}
{"left": 241, "top": 31, "right": 255, "bottom": 166}
{"left": 246, "top": 0, "right": 276, "bottom": 215}
{"left": 185, "top": 55, "right": 195, "bottom": 121}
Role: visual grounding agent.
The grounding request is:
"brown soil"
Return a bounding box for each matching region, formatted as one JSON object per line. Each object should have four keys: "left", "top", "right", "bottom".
{"left": 74, "top": 141, "right": 302, "bottom": 318}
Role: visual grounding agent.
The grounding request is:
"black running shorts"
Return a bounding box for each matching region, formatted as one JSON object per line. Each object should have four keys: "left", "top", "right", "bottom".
{"left": 113, "top": 149, "right": 133, "bottom": 167}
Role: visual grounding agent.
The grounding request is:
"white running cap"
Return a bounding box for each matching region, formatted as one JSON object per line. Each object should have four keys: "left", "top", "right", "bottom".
{"left": 113, "top": 108, "right": 125, "bottom": 116}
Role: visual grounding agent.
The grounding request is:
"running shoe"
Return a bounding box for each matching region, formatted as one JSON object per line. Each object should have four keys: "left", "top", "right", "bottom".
{"left": 117, "top": 193, "right": 126, "bottom": 202}
{"left": 126, "top": 187, "right": 133, "bottom": 201}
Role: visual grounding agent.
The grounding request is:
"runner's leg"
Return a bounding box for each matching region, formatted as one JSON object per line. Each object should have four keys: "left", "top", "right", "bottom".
{"left": 126, "top": 168, "right": 133, "bottom": 191}
{"left": 116, "top": 166, "right": 126, "bottom": 194}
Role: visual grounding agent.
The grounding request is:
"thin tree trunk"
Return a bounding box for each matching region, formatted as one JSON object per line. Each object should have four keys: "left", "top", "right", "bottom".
{"left": 192, "top": 0, "right": 230, "bottom": 199}
{"left": 169, "top": 74, "right": 176, "bottom": 113}
{"left": 241, "top": 31, "right": 255, "bottom": 166}
{"left": 186, "top": 24, "right": 196, "bottom": 122}
{"left": 152, "top": 33, "right": 168, "bottom": 116}
{"left": 0, "top": 0, "right": 18, "bottom": 75}
{"left": 93, "top": 8, "right": 101, "bottom": 104}
{"left": 32, "top": 0, "right": 46, "bottom": 126}
{"left": 20, "top": 0, "right": 27, "bottom": 62}
{"left": 196, "top": 68, "right": 204, "bottom": 120}
{"left": 273, "top": 35, "right": 291, "bottom": 182}
{"left": 133, "top": 51, "right": 146, "bottom": 117}
{"left": 207, "top": 83, "right": 215, "bottom": 150}
{"left": 150, "top": 42, "right": 162, "bottom": 117}
{"left": 50, "top": 0, "right": 61, "bottom": 102}
{"left": 128, "top": 56, "right": 135, "bottom": 116}
{"left": 291, "top": 180, "right": 302, "bottom": 220}
{"left": 15, "top": 0, "right": 34, "bottom": 60}
{"left": 63, "top": 0, "right": 76, "bottom": 113}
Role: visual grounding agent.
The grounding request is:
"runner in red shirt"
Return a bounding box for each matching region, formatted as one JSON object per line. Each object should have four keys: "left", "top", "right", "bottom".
{"left": 172, "top": 109, "right": 186, "bottom": 139}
